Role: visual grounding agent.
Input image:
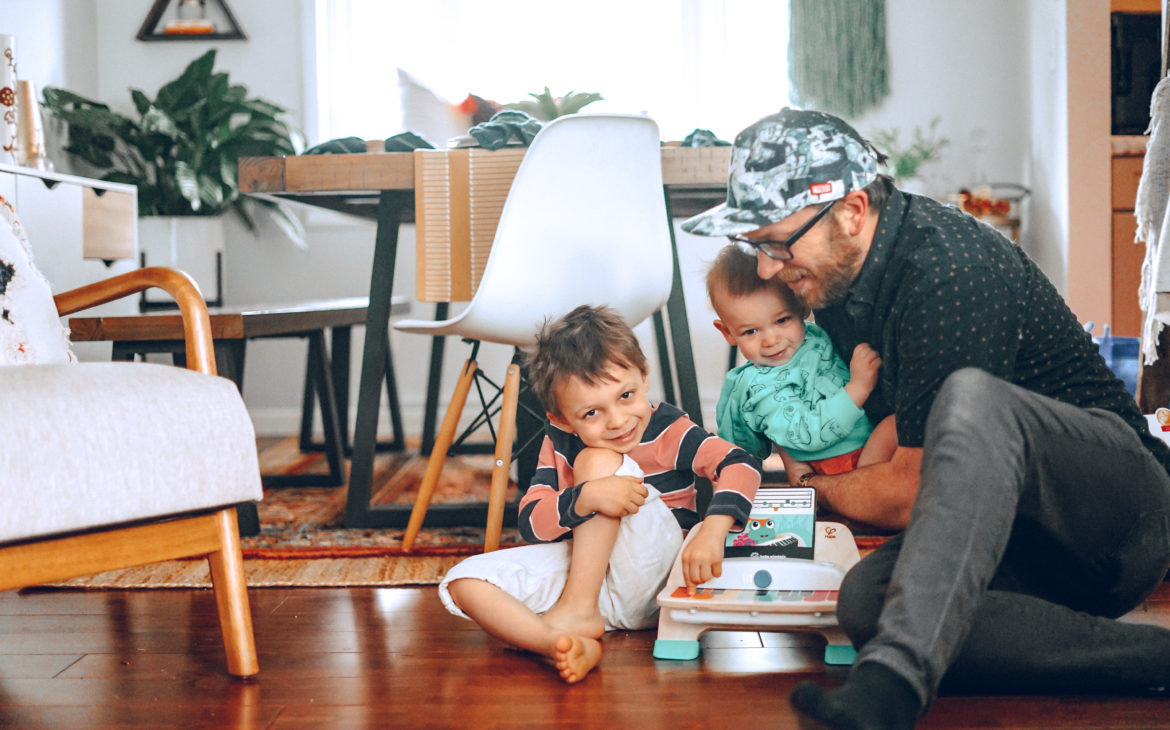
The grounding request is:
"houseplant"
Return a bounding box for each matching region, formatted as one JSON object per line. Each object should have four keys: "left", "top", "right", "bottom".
{"left": 503, "top": 87, "right": 603, "bottom": 121}
{"left": 41, "top": 49, "right": 304, "bottom": 304}
{"left": 868, "top": 116, "right": 949, "bottom": 184}
{"left": 41, "top": 49, "right": 302, "bottom": 237}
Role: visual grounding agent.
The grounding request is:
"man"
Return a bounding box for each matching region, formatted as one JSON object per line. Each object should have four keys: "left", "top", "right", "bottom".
{"left": 682, "top": 107, "right": 1170, "bottom": 729}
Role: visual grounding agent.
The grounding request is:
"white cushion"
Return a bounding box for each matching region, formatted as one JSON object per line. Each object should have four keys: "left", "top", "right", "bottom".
{"left": 0, "top": 362, "right": 263, "bottom": 543}
{"left": 0, "top": 194, "right": 75, "bottom": 365}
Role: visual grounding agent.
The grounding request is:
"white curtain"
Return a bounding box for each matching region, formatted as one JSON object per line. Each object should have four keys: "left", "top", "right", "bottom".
{"left": 312, "top": 0, "right": 790, "bottom": 145}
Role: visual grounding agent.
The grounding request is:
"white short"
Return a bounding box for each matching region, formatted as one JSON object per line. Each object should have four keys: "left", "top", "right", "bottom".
{"left": 439, "top": 457, "right": 683, "bottom": 631}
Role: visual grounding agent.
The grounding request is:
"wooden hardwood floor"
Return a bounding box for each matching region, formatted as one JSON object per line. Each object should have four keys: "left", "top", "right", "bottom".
{"left": 2, "top": 583, "right": 1169, "bottom": 728}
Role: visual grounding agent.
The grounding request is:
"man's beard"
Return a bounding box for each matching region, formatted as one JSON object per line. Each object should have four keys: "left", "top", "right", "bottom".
{"left": 781, "top": 223, "right": 865, "bottom": 310}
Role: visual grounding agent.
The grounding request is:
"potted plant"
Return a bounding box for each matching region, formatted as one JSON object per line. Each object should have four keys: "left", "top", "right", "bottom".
{"left": 868, "top": 116, "right": 949, "bottom": 189}
{"left": 503, "top": 87, "right": 603, "bottom": 121}
{"left": 41, "top": 49, "right": 304, "bottom": 303}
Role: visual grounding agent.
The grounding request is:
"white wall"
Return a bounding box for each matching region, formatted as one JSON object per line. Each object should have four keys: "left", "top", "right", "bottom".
{"left": 1, "top": 0, "right": 1103, "bottom": 436}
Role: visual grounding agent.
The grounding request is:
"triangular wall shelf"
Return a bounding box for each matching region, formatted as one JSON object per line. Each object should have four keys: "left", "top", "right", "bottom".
{"left": 137, "top": 0, "right": 246, "bottom": 42}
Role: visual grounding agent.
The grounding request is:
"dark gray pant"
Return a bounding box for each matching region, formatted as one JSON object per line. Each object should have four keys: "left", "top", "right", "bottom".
{"left": 841, "top": 368, "right": 1170, "bottom": 708}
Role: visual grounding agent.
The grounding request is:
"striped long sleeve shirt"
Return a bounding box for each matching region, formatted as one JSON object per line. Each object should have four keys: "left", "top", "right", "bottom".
{"left": 517, "top": 402, "right": 762, "bottom": 543}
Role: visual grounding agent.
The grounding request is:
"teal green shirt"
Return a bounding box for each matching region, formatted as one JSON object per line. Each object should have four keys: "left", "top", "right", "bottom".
{"left": 715, "top": 322, "right": 873, "bottom": 462}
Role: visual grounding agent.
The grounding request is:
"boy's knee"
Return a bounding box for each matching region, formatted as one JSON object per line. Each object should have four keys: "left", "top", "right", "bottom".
{"left": 572, "top": 447, "right": 625, "bottom": 481}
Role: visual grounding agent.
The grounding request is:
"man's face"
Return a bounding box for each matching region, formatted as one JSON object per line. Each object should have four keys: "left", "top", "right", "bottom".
{"left": 547, "top": 363, "right": 653, "bottom": 454}
{"left": 748, "top": 205, "right": 867, "bottom": 310}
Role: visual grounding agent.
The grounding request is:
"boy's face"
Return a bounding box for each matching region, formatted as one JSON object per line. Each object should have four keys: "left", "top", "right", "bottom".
{"left": 547, "top": 362, "right": 653, "bottom": 454}
{"left": 712, "top": 287, "right": 806, "bottom": 367}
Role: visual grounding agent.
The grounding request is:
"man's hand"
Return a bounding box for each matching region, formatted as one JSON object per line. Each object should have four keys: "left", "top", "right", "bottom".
{"left": 576, "top": 475, "right": 648, "bottom": 519}
{"left": 844, "top": 343, "right": 882, "bottom": 407}
{"left": 681, "top": 514, "right": 735, "bottom": 595}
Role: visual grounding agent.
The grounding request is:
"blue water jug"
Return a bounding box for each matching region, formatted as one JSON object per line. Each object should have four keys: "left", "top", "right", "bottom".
{"left": 1091, "top": 324, "right": 1140, "bottom": 396}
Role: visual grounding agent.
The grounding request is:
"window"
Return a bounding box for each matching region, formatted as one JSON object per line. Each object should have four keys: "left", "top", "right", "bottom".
{"left": 312, "top": 0, "right": 790, "bottom": 145}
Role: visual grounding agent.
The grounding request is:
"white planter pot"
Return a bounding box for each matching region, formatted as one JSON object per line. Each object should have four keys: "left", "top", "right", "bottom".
{"left": 138, "top": 215, "right": 225, "bottom": 306}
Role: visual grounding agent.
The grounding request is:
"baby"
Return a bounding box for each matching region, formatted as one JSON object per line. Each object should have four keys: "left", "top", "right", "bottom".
{"left": 706, "top": 244, "right": 896, "bottom": 481}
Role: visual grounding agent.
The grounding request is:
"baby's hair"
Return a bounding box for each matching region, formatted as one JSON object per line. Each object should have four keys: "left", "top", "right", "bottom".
{"left": 705, "top": 244, "right": 811, "bottom": 320}
{"left": 527, "top": 304, "right": 648, "bottom": 418}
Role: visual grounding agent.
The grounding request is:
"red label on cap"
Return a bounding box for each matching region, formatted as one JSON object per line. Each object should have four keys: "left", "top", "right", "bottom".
{"left": 809, "top": 182, "right": 833, "bottom": 196}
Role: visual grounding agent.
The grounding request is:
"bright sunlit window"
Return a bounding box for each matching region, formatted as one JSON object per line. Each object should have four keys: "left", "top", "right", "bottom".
{"left": 313, "top": 0, "right": 790, "bottom": 146}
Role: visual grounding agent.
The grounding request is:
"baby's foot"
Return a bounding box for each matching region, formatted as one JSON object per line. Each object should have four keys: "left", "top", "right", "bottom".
{"left": 553, "top": 635, "right": 602, "bottom": 684}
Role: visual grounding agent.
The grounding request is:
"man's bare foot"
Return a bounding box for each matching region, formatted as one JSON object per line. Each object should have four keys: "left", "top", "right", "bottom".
{"left": 553, "top": 635, "right": 602, "bottom": 684}
{"left": 542, "top": 605, "right": 605, "bottom": 640}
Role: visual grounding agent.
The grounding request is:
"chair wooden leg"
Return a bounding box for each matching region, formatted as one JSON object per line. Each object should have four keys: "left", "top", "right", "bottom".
{"left": 402, "top": 358, "right": 478, "bottom": 550}
{"left": 484, "top": 363, "right": 521, "bottom": 552}
{"left": 206, "top": 507, "right": 259, "bottom": 678}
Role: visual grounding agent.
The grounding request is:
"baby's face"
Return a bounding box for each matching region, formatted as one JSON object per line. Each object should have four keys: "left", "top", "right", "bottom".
{"left": 713, "top": 287, "right": 806, "bottom": 367}
{"left": 547, "top": 362, "right": 652, "bottom": 454}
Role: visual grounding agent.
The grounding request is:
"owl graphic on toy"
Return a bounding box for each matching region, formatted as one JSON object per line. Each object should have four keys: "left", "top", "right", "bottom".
{"left": 653, "top": 487, "right": 861, "bottom": 665}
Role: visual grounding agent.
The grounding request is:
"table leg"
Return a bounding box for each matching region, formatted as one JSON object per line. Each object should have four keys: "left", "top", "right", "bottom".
{"left": 331, "top": 325, "right": 352, "bottom": 451}
{"left": 345, "top": 191, "right": 406, "bottom": 527}
{"left": 661, "top": 189, "right": 702, "bottom": 427}
{"left": 661, "top": 189, "right": 710, "bottom": 514}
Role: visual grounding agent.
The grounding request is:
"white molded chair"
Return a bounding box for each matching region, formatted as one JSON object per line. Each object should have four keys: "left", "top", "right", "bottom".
{"left": 0, "top": 196, "right": 263, "bottom": 677}
{"left": 394, "top": 113, "right": 674, "bottom": 551}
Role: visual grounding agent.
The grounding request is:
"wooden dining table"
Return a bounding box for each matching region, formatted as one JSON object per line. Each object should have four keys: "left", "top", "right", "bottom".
{"left": 239, "top": 145, "right": 731, "bottom": 529}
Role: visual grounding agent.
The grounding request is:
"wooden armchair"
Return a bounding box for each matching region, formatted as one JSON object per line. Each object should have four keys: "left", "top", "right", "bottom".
{"left": 0, "top": 266, "right": 263, "bottom": 677}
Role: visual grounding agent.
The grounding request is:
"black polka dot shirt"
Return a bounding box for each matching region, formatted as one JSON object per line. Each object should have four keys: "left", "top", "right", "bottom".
{"left": 814, "top": 189, "right": 1170, "bottom": 472}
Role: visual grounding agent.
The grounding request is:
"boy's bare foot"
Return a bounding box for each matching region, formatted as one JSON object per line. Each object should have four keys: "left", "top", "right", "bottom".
{"left": 553, "top": 635, "right": 602, "bottom": 684}
{"left": 542, "top": 605, "right": 605, "bottom": 640}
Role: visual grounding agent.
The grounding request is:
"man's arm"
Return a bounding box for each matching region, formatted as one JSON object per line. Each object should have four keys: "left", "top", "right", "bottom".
{"left": 805, "top": 445, "right": 922, "bottom": 530}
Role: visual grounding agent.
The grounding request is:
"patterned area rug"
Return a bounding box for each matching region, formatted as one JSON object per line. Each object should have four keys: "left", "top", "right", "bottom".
{"left": 241, "top": 437, "right": 523, "bottom": 555}
{"left": 43, "top": 438, "right": 519, "bottom": 590}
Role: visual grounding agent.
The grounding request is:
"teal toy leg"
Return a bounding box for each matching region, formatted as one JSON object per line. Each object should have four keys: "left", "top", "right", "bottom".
{"left": 821, "top": 626, "right": 855, "bottom": 665}
{"left": 653, "top": 639, "right": 701, "bottom": 660}
{"left": 655, "top": 606, "right": 705, "bottom": 660}
{"left": 824, "top": 644, "right": 857, "bottom": 665}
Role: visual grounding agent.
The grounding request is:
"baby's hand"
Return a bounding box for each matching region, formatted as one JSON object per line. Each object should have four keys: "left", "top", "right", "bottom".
{"left": 849, "top": 343, "right": 881, "bottom": 387}
{"left": 579, "top": 475, "right": 648, "bottom": 519}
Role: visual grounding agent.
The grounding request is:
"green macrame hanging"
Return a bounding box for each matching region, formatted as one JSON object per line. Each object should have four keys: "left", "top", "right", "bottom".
{"left": 788, "top": 0, "right": 890, "bottom": 118}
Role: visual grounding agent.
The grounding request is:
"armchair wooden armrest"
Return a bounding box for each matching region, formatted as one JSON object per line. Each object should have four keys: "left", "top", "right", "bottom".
{"left": 53, "top": 267, "right": 217, "bottom": 376}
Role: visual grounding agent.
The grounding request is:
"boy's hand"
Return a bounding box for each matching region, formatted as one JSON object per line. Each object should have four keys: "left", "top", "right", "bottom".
{"left": 681, "top": 514, "right": 735, "bottom": 595}
{"left": 845, "top": 343, "right": 882, "bottom": 406}
{"left": 577, "top": 475, "right": 648, "bottom": 519}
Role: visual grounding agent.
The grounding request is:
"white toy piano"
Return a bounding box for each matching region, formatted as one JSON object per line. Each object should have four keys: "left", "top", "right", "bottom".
{"left": 653, "top": 517, "right": 861, "bottom": 665}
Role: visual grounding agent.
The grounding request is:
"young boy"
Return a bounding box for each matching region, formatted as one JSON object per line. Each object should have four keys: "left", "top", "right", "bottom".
{"left": 706, "top": 245, "right": 896, "bottom": 481}
{"left": 440, "top": 304, "right": 762, "bottom": 684}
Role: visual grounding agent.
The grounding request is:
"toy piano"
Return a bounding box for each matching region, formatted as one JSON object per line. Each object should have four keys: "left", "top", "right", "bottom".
{"left": 653, "top": 487, "right": 861, "bottom": 665}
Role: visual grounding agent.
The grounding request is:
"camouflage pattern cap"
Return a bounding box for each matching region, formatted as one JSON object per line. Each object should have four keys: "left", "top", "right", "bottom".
{"left": 681, "top": 108, "right": 879, "bottom": 237}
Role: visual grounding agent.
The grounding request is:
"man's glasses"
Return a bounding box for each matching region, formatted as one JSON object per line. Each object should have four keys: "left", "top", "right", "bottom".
{"left": 728, "top": 200, "right": 837, "bottom": 261}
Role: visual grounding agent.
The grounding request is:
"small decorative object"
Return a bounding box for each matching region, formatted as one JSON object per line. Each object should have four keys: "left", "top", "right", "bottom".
{"left": 1155, "top": 407, "right": 1170, "bottom": 432}
{"left": 954, "top": 183, "right": 1029, "bottom": 242}
{"left": 869, "top": 116, "right": 949, "bottom": 183}
{"left": 15, "top": 80, "right": 50, "bottom": 171}
{"left": 0, "top": 34, "right": 17, "bottom": 164}
{"left": 137, "top": 0, "right": 245, "bottom": 42}
{"left": 502, "top": 87, "right": 603, "bottom": 121}
{"left": 176, "top": 0, "right": 205, "bottom": 19}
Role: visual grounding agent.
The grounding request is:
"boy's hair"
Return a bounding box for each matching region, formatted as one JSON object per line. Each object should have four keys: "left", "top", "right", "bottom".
{"left": 705, "top": 244, "right": 811, "bottom": 320}
{"left": 527, "top": 304, "right": 648, "bottom": 418}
